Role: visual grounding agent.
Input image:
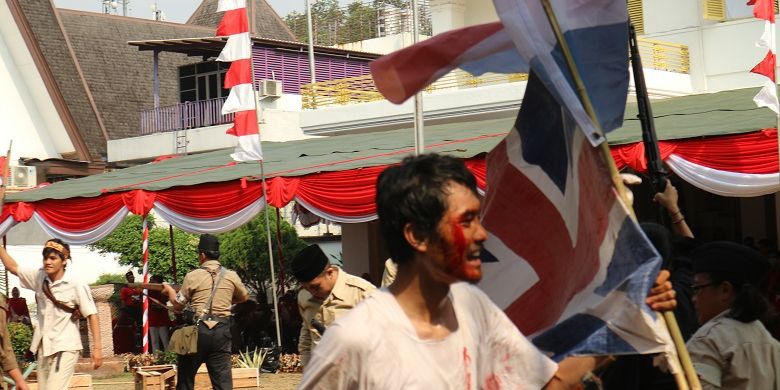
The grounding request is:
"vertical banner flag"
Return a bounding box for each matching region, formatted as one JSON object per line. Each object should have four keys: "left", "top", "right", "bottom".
{"left": 749, "top": 0, "right": 779, "bottom": 114}
{"left": 371, "top": 0, "right": 672, "bottom": 359}
{"left": 0, "top": 156, "right": 6, "bottom": 189}
{"left": 216, "top": 0, "right": 263, "bottom": 161}
{"left": 141, "top": 216, "right": 150, "bottom": 354}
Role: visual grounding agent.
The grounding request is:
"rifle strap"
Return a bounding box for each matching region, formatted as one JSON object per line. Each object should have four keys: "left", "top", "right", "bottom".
{"left": 43, "top": 280, "right": 81, "bottom": 320}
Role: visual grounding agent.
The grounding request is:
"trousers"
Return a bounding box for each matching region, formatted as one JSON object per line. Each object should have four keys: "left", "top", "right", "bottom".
{"left": 37, "top": 349, "right": 80, "bottom": 390}
{"left": 176, "top": 322, "right": 233, "bottom": 390}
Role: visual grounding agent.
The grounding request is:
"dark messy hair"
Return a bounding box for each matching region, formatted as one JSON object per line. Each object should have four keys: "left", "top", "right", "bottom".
{"left": 42, "top": 238, "right": 71, "bottom": 262}
{"left": 376, "top": 153, "right": 478, "bottom": 265}
{"left": 199, "top": 249, "right": 220, "bottom": 260}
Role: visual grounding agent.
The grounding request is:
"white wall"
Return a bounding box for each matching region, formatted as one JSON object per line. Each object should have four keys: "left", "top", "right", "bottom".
{"left": 335, "top": 33, "right": 427, "bottom": 55}
{"left": 463, "top": 0, "right": 497, "bottom": 27}
{"left": 108, "top": 95, "right": 310, "bottom": 162}
{"left": 0, "top": 1, "right": 72, "bottom": 161}
{"left": 340, "top": 223, "right": 369, "bottom": 277}
{"left": 4, "top": 245, "right": 124, "bottom": 304}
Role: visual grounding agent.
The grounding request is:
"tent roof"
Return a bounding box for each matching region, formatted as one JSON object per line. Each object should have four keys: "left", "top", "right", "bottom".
{"left": 610, "top": 86, "right": 776, "bottom": 145}
{"left": 6, "top": 119, "right": 507, "bottom": 203}
{"left": 6, "top": 86, "right": 774, "bottom": 204}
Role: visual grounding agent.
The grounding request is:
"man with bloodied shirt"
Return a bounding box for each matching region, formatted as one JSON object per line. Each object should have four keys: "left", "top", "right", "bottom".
{"left": 297, "top": 153, "right": 677, "bottom": 390}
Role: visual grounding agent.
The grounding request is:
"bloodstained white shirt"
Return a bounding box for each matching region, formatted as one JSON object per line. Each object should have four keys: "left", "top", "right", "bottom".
{"left": 297, "top": 283, "right": 557, "bottom": 390}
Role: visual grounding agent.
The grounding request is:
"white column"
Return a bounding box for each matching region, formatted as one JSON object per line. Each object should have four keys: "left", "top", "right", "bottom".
{"left": 429, "top": 0, "right": 466, "bottom": 35}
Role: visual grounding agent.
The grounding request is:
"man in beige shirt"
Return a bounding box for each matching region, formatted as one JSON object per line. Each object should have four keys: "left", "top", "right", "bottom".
{"left": 0, "top": 239, "right": 100, "bottom": 390}
{"left": 291, "top": 244, "right": 374, "bottom": 367}
{"left": 163, "top": 234, "right": 249, "bottom": 390}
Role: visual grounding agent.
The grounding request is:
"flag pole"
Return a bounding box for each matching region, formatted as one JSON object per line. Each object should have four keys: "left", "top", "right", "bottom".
{"left": 411, "top": 0, "right": 424, "bottom": 154}
{"left": 244, "top": 9, "right": 283, "bottom": 349}
{"left": 0, "top": 141, "right": 12, "bottom": 213}
{"left": 305, "top": 0, "right": 317, "bottom": 107}
{"left": 539, "top": 1, "right": 700, "bottom": 389}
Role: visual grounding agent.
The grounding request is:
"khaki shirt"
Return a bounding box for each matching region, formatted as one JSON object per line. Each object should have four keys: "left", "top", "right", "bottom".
{"left": 0, "top": 302, "right": 18, "bottom": 372}
{"left": 687, "top": 310, "right": 780, "bottom": 390}
{"left": 176, "top": 260, "right": 249, "bottom": 318}
{"left": 298, "top": 269, "right": 375, "bottom": 366}
{"left": 18, "top": 267, "right": 98, "bottom": 357}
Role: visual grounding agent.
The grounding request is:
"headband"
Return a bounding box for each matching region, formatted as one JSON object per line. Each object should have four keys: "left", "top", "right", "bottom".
{"left": 45, "top": 241, "right": 70, "bottom": 260}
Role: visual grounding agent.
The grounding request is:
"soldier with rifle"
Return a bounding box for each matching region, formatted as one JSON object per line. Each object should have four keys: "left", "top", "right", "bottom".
{"left": 161, "top": 234, "right": 248, "bottom": 390}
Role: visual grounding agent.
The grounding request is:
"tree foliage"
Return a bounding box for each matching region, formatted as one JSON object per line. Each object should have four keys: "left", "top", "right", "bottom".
{"left": 88, "top": 214, "right": 200, "bottom": 283}
{"left": 92, "top": 273, "right": 127, "bottom": 286}
{"left": 218, "top": 208, "right": 308, "bottom": 297}
{"left": 284, "top": 0, "right": 429, "bottom": 46}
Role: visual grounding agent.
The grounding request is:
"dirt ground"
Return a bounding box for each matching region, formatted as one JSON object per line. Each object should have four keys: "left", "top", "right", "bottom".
{"left": 92, "top": 372, "right": 303, "bottom": 390}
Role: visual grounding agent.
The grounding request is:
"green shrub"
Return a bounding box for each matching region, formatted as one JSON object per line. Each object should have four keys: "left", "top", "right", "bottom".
{"left": 155, "top": 350, "right": 178, "bottom": 365}
{"left": 8, "top": 322, "right": 32, "bottom": 360}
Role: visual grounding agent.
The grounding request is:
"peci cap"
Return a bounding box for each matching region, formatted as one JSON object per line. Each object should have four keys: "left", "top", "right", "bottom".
{"left": 692, "top": 241, "right": 770, "bottom": 286}
{"left": 291, "top": 244, "right": 329, "bottom": 282}
{"left": 198, "top": 234, "right": 220, "bottom": 253}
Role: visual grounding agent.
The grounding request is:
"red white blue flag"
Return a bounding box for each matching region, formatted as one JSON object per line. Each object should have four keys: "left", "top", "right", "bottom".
{"left": 216, "top": 0, "right": 263, "bottom": 161}
{"left": 372, "top": 0, "right": 674, "bottom": 360}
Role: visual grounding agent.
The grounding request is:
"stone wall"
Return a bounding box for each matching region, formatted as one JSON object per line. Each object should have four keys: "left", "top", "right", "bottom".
{"left": 87, "top": 284, "right": 114, "bottom": 358}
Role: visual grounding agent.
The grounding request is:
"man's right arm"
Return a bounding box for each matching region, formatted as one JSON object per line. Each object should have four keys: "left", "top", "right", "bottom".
{"left": 0, "top": 246, "right": 19, "bottom": 275}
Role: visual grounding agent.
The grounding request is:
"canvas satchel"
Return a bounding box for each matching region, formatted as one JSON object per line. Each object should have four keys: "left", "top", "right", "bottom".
{"left": 169, "top": 267, "right": 226, "bottom": 355}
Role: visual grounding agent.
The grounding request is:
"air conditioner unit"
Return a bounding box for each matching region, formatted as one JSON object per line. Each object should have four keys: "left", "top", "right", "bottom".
{"left": 259, "top": 79, "right": 282, "bottom": 98}
{"left": 8, "top": 166, "right": 36, "bottom": 188}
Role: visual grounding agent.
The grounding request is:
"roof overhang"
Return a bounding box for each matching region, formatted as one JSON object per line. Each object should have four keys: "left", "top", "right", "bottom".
{"left": 128, "top": 36, "right": 381, "bottom": 60}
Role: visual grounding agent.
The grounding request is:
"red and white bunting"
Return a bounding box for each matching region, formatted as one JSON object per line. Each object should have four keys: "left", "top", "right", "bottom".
{"left": 141, "top": 216, "right": 150, "bottom": 354}
{"left": 216, "top": 0, "right": 262, "bottom": 161}
{"left": 750, "top": 0, "right": 779, "bottom": 115}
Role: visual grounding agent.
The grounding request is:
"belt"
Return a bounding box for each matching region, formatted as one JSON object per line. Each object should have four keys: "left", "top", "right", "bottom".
{"left": 199, "top": 316, "right": 231, "bottom": 324}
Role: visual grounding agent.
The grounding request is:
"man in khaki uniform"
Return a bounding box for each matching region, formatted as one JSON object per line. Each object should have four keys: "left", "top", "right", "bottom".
{"left": 291, "top": 244, "right": 375, "bottom": 367}
{"left": 0, "top": 294, "right": 27, "bottom": 389}
{"left": 163, "top": 234, "right": 249, "bottom": 390}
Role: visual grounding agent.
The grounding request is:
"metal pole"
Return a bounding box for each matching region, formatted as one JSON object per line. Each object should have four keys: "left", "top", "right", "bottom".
{"left": 260, "top": 162, "right": 283, "bottom": 348}
{"left": 153, "top": 50, "right": 160, "bottom": 109}
{"left": 306, "top": 0, "right": 317, "bottom": 108}
{"left": 412, "top": 0, "right": 424, "bottom": 155}
{"left": 242, "top": 5, "right": 283, "bottom": 349}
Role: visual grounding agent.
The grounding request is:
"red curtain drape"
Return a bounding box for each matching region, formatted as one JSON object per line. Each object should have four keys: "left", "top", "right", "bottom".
{"left": 155, "top": 180, "right": 264, "bottom": 219}
{"left": 611, "top": 129, "right": 778, "bottom": 174}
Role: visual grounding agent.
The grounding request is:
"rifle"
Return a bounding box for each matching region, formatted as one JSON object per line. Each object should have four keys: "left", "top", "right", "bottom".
{"left": 629, "top": 24, "right": 667, "bottom": 195}
{"left": 121, "top": 282, "right": 181, "bottom": 292}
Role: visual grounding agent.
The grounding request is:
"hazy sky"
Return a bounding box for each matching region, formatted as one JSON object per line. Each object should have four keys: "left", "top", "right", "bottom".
{"left": 53, "top": 1, "right": 355, "bottom": 22}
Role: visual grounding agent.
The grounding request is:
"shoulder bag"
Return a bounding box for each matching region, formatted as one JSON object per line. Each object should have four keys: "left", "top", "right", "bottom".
{"left": 169, "top": 267, "right": 226, "bottom": 355}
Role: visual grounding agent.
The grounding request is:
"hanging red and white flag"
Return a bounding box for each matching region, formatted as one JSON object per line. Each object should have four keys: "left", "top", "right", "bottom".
{"left": 749, "top": 0, "right": 779, "bottom": 115}
{"left": 216, "top": 0, "right": 262, "bottom": 161}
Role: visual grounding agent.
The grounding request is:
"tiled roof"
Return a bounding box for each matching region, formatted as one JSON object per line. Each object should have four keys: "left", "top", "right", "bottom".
{"left": 56, "top": 10, "right": 210, "bottom": 142}
{"left": 13, "top": 0, "right": 107, "bottom": 161}
{"left": 187, "top": 0, "right": 296, "bottom": 41}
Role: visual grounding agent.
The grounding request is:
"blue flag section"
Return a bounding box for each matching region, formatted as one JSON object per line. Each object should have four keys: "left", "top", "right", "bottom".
{"left": 478, "top": 72, "right": 670, "bottom": 361}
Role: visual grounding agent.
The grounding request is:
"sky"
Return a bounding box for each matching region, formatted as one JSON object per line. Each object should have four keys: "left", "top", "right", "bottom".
{"left": 53, "top": 0, "right": 354, "bottom": 22}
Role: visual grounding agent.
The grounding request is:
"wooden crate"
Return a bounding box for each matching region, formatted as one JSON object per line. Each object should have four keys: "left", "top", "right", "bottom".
{"left": 194, "top": 366, "right": 259, "bottom": 389}
{"left": 27, "top": 373, "right": 92, "bottom": 390}
{"left": 134, "top": 365, "right": 177, "bottom": 390}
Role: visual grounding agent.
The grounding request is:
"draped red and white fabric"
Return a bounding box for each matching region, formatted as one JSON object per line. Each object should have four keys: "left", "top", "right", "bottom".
{"left": 217, "top": 0, "right": 262, "bottom": 161}
{"left": 0, "top": 132, "right": 776, "bottom": 242}
{"left": 0, "top": 156, "right": 6, "bottom": 188}
{"left": 611, "top": 129, "right": 779, "bottom": 197}
{"left": 749, "top": 0, "right": 779, "bottom": 114}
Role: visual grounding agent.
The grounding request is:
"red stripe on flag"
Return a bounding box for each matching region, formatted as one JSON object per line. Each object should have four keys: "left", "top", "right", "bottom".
{"left": 751, "top": 51, "right": 776, "bottom": 82}
{"left": 370, "top": 22, "right": 504, "bottom": 104}
{"left": 482, "top": 140, "right": 613, "bottom": 335}
{"left": 751, "top": 0, "right": 775, "bottom": 22}
{"left": 224, "top": 59, "right": 252, "bottom": 89}
{"left": 226, "top": 110, "right": 258, "bottom": 136}
{"left": 217, "top": 8, "right": 249, "bottom": 36}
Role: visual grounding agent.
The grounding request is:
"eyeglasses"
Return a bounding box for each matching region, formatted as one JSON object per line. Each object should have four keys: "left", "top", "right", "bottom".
{"left": 691, "top": 282, "right": 718, "bottom": 293}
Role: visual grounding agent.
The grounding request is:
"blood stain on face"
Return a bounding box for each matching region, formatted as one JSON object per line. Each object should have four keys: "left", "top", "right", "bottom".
{"left": 444, "top": 219, "right": 481, "bottom": 282}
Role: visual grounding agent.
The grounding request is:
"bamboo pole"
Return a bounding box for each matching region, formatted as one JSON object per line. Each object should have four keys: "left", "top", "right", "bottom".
{"left": 242, "top": 6, "right": 283, "bottom": 349}
{"left": 539, "top": 1, "right": 700, "bottom": 389}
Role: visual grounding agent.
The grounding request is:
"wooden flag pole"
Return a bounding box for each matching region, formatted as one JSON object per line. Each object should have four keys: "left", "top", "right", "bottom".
{"left": 539, "top": 1, "right": 700, "bottom": 389}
